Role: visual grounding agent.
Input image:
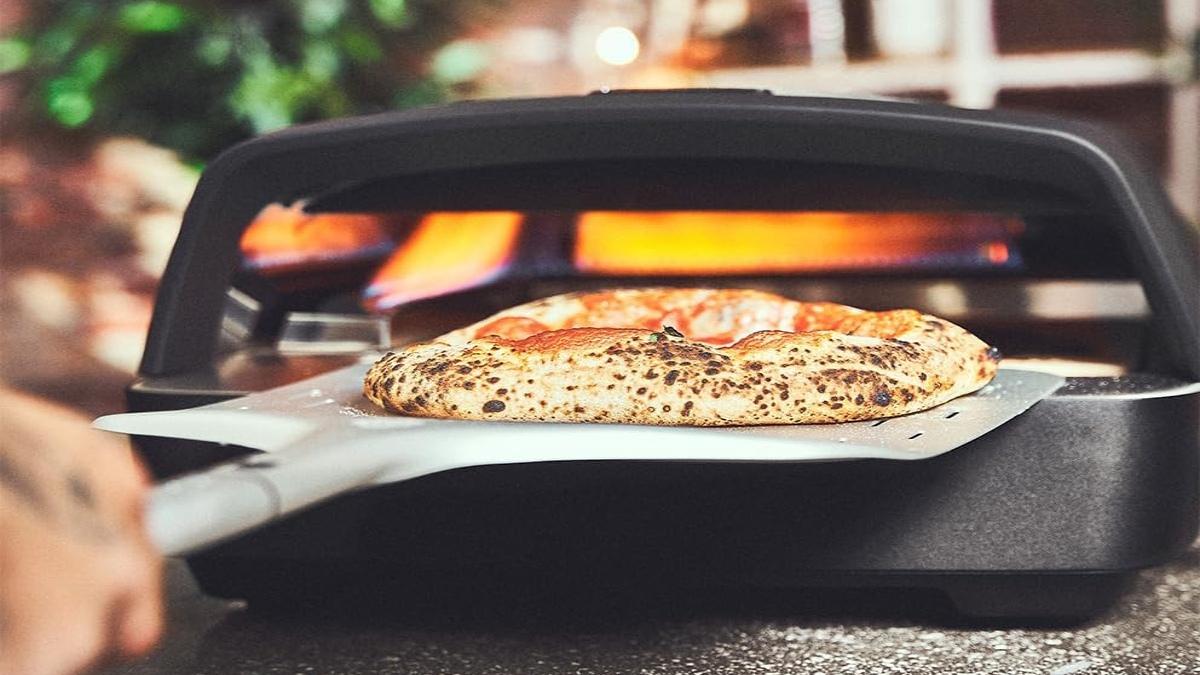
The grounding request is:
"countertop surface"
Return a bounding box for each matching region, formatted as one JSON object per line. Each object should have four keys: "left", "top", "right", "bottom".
{"left": 102, "top": 541, "right": 1199, "bottom": 675}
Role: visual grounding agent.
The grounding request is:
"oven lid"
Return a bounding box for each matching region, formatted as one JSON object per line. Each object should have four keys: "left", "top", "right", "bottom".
{"left": 140, "top": 93, "right": 1199, "bottom": 380}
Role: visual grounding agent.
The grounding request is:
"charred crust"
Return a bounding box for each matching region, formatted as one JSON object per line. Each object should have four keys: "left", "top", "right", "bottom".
{"left": 366, "top": 292, "right": 995, "bottom": 425}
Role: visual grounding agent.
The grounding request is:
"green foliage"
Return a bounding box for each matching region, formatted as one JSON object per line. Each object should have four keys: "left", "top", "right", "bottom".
{"left": 8, "top": 0, "right": 503, "bottom": 160}
{"left": 0, "top": 38, "right": 32, "bottom": 73}
{"left": 431, "top": 40, "right": 489, "bottom": 83}
{"left": 118, "top": 1, "right": 191, "bottom": 33}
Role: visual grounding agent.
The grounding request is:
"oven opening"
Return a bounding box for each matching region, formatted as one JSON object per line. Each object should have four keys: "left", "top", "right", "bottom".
{"left": 226, "top": 204, "right": 1145, "bottom": 384}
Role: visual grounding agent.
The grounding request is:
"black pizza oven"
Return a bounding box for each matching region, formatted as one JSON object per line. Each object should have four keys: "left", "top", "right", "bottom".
{"left": 128, "top": 91, "right": 1199, "bottom": 619}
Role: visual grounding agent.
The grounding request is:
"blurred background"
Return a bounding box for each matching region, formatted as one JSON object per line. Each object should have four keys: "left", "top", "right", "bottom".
{"left": 1, "top": 0, "right": 1197, "bottom": 416}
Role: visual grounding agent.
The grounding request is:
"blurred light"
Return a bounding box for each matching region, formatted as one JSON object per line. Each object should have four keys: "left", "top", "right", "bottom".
{"left": 983, "top": 241, "right": 1010, "bottom": 264}
{"left": 118, "top": 1, "right": 189, "bottom": 34}
{"left": 196, "top": 34, "right": 233, "bottom": 66}
{"left": 46, "top": 81, "right": 94, "bottom": 128}
{"left": 501, "top": 27, "right": 563, "bottom": 65}
{"left": 871, "top": 0, "right": 950, "bottom": 57}
{"left": 72, "top": 46, "right": 115, "bottom": 85}
{"left": 369, "top": 0, "right": 409, "bottom": 28}
{"left": 0, "top": 38, "right": 31, "bottom": 74}
{"left": 431, "top": 40, "right": 489, "bottom": 83}
{"left": 595, "top": 26, "right": 639, "bottom": 66}
{"left": 626, "top": 65, "right": 693, "bottom": 89}
{"left": 303, "top": 41, "right": 340, "bottom": 80}
{"left": 229, "top": 56, "right": 300, "bottom": 132}
{"left": 10, "top": 270, "right": 80, "bottom": 332}
{"left": 299, "top": 0, "right": 347, "bottom": 34}
{"left": 697, "top": 0, "right": 749, "bottom": 36}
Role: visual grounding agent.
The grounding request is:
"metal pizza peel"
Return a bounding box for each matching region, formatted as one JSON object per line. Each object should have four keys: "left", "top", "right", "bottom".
{"left": 95, "top": 359, "right": 1062, "bottom": 556}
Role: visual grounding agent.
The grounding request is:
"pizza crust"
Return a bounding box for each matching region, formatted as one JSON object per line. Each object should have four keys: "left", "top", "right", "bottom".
{"left": 364, "top": 290, "right": 999, "bottom": 426}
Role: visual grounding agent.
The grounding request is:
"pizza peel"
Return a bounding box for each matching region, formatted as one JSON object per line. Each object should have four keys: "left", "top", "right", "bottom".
{"left": 94, "top": 360, "right": 1062, "bottom": 556}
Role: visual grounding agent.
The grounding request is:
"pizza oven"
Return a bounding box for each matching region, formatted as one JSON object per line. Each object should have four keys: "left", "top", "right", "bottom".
{"left": 128, "top": 91, "right": 1199, "bottom": 619}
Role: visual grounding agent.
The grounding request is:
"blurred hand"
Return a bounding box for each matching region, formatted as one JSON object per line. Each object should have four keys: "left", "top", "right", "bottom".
{"left": 0, "top": 389, "right": 163, "bottom": 675}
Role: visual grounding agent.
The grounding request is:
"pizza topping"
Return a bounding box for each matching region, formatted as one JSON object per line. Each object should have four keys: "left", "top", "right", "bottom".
{"left": 365, "top": 288, "right": 998, "bottom": 426}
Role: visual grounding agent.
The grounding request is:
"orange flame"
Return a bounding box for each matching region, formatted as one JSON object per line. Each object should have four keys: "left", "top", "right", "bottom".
{"left": 240, "top": 203, "right": 393, "bottom": 270}
{"left": 575, "top": 211, "right": 1017, "bottom": 274}
{"left": 365, "top": 211, "right": 523, "bottom": 310}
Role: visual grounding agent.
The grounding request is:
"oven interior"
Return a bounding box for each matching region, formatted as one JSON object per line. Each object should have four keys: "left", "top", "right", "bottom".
{"left": 197, "top": 157, "right": 1154, "bottom": 397}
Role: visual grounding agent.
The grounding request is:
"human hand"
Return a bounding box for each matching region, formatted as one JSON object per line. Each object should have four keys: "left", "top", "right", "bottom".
{"left": 0, "top": 389, "right": 163, "bottom": 675}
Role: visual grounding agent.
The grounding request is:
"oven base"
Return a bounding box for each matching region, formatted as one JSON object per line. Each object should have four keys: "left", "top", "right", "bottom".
{"left": 186, "top": 556, "right": 1133, "bottom": 621}
{"left": 134, "top": 389, "right": 1198, "bottom": 620}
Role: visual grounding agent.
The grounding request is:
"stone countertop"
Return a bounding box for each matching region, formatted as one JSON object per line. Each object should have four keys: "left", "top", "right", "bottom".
{"left": 101, "top": 540, "right": 1199, "bottom": 675}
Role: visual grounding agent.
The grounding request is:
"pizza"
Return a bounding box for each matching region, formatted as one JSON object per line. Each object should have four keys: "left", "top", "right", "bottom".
{"left": 363, "top": 288, "right": 1000, "bottom": 425}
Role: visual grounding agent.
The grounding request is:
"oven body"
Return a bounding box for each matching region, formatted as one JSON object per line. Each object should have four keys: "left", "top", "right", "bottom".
{"left": 129, "top": 92, "right": 1200, "bottom": 619}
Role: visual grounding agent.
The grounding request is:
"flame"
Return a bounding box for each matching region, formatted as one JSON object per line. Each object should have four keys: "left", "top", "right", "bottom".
{"left": 241, "top": 206, "right": 1017, "bottom": 313}
{"left": 575, "top": 211, "right": 1017, "bottom": 274}
{"left": 983, "top": 240, "right": 1010, "bottom": 264}
{"left": 240, "top": 203, "right": 393, "bottom": 270}
{"left": 364, "top": 211, "right": 523, "bottom": 310}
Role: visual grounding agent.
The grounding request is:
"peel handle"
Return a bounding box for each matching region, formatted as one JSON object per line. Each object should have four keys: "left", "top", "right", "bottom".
{"left": 145, "top": 438, "right": 390, "bottom": 557}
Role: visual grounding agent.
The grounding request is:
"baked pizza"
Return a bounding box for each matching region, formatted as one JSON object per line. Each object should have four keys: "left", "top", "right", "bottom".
{"left": 364, "top": 288, "right": 1000, "bottom": 425}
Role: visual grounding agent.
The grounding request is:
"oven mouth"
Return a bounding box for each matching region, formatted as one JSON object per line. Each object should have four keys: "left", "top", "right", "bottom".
{"left": 237, "top": 206, "right": 1135, "bottom": 313}
{"left": 222, "top": 203, "right": 1148, "bottom": 382}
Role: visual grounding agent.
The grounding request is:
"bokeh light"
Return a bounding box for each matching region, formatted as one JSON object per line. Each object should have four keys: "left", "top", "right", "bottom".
{"left": 594, "top": 26, "right": 640, "bottom": 66}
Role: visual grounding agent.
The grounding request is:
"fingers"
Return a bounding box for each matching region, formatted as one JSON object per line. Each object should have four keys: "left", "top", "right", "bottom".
{"left": 0, "top": 388, "right": 165, "bottom": 674}
{"left": 106, "top": 441, "right": 164, "bottom": 658}
{"left": 0, "top": 508, "right": 165, "bottom": 675}
{"left": 91, "top": 446, "right": 164, "bottom": 663}
{"left": 114, "top": 514, "right": 164, "bottom": 658}
{"left": 0, "top": 490, "right": 112, "bottom": 675}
